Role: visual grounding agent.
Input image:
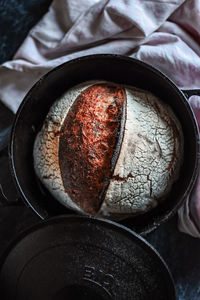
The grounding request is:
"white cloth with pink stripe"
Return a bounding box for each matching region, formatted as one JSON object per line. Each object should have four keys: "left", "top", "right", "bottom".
{"left": 0, "top": 0, "right": 200, "bottom": 237}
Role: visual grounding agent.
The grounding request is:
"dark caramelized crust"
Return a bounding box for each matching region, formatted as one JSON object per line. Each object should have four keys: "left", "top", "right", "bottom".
{"left": 58, "top": 83, "right": 126, "bottom": 215}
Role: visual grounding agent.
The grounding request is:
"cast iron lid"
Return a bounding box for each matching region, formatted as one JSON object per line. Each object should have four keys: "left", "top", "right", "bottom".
{"left": 0, "top": 215, "right": 175, "bottom": 300}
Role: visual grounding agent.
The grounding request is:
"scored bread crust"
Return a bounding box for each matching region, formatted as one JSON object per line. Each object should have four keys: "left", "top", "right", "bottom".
{"left": 33, "top": 81, "right": 183, "bottom": 218}
{"left": 58, "top": 83, "right": 126, "bottom": 215}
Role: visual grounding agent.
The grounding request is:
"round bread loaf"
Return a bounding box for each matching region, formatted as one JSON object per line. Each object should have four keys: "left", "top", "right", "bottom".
{"left": 33, "top": 81, "right": 183, "bottom": 219}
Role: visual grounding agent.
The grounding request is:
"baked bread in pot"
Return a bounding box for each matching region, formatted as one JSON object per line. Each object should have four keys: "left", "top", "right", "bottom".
{"left": 33, "top": 80, "right": 183, "bottom": 220}
{"left": 10, "top": 55, "right": 198, "bottom": 233}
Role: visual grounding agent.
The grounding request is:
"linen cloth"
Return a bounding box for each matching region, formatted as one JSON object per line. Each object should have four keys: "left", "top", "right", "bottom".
{"left": 0, "top": 0, "right": 200, "bottom": 237}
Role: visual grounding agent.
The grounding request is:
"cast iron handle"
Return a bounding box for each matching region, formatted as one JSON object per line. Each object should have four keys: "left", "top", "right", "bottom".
{"left": 181, "top": 89, "right": 200, "bottom": 99}
{"left": 0, "top": 102, "right": 22, "bottom": 206}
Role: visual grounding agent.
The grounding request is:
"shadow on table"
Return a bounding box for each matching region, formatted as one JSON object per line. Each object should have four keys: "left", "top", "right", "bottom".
{"left": 146, "top": 215, "right": 200, "bottom": 300}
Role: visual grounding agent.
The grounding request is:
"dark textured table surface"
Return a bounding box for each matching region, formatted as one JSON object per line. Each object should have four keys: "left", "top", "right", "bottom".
{"left": 0, "top": 1, "right": 200, "bottom": 299}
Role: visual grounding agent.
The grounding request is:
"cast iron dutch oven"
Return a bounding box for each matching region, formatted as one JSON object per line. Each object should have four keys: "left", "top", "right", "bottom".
{"left": 9, "top": 54, "right": 200, "bottom": 234}
{"left": 0, "top": 215, "right": 176, "bottom": 300}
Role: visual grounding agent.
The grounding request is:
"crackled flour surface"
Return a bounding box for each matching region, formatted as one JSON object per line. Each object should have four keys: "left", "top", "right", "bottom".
{"left": 33, "top": 81, "right": 183, "bottom": 218}
{"left": 101, "top": 88, "right": 182, "bottom": 216}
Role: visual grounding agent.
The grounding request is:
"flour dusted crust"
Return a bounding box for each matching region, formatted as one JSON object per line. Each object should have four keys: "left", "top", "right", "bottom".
{"left": 33, "top": 82, "right": 94, "bottom": 213}
{"left": 33, "top": 81, "right": 183, "bottom": 218}
{"left": 100, "top": 88, "right": 183, "bottom": 216}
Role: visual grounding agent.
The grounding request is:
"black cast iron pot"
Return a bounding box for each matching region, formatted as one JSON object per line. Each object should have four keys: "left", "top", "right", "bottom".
{"left": 9, "top": 54, "right": 200, "bottom": 234}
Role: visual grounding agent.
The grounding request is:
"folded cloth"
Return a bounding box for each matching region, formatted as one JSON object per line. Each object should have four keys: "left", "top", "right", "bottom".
{"left": 0, "top": 0, "right": 200, "bottom": 236}
{"left": 178, "top": 96, "right": 200, "bottom": 238}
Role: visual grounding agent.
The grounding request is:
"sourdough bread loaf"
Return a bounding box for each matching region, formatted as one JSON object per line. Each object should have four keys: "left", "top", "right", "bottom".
{"left": 33, "top": 81, "right": 183, "bottom": 219}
